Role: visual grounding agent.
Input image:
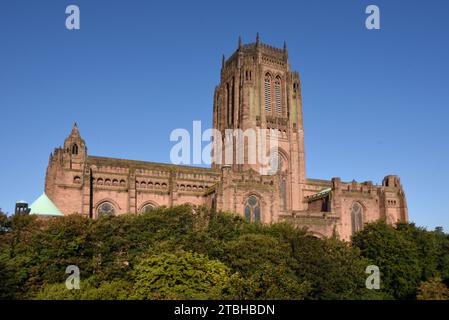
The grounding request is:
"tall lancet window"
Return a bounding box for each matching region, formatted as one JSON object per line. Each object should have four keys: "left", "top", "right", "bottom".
{"left": 275, "top": 76, "right": 282, "bottom": 115}
{"left": 351, "top": 202, "right": 363, "bottom": 235}
{"left": 226, "top": 83, "right": 230, "bottom": 127}
{"left": 280, "top": 177, "right": 287, "bottom": 210}
{"left": 215, "top": 94, "right": 220, "bottom": 128}
{"left": 72, "top": 144, "right": 78, "bottom": 155}
{"left": 264, "top": 74, "right": 272, "bottom": 113}
{"left": 245, "top": 195, "right": 261, "bottom": 223}
{"left": 231, "top": 77, "right": 235, "bottom": 126}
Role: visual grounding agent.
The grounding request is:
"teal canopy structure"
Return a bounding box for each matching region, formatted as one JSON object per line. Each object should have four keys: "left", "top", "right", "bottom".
{"left": 30, "top": 193, "right": 64, "bottom": 217}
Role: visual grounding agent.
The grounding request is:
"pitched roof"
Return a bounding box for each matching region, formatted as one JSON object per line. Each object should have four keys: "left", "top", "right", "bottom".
{"left": 30, "top": 193, "right": 64, "bottom": 217}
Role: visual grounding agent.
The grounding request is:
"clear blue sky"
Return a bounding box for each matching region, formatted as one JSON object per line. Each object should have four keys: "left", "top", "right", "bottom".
{"left": 0, "top": 0, "right": 448, "bottom": 231}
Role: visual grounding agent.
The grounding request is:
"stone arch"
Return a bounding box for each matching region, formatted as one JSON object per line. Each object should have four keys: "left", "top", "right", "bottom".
{"left": 351, "top": 201, "right": 365, "bottom": 235}
{"left": 95, "top": 199, "right": 120, "bottom": 218}
{"left": 241, "top": 191, "right": 266, "bottom": 206}
{"left": 274, "top": 72, "right": 284, "bottom": 80}
{"left": 138, "top": 201, "right": 159, "bottom": 214}
{"left": 270, "top": 147, "right": 289, "bottom": 172}
{"left": 308, "top": 231, "right": 326, "bottom": 239}
{"left": 267, "top": 147, "right": 289, "bottom": 210}
{"left": 265, "top": 147, "right": 289, "bottom": 176}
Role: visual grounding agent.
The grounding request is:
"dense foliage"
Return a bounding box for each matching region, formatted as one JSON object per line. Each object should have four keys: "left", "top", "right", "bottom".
{"left": 0, "top": 206, "right": 448, "bottom": 300}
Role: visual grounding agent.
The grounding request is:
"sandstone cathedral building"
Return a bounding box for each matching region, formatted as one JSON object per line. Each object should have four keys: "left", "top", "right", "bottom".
{"left": 43, "top": 35, "right": 408, "bottom": 240}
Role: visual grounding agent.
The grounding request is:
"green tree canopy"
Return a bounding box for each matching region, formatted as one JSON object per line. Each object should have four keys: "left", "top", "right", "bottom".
{"left": 1, "top": 206, "right": 448, "bottom": 300}
{"left": 352, "top": 221, "right": 449, "bottom": 299}
{"left": 132, "top": 250, "right": 230, "bottom": 299}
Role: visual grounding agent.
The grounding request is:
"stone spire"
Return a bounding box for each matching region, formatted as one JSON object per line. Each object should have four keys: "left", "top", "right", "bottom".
{"left": 70, "top": 122, "right": 80, "bottom": 137}
{"left": 238, "top": 35, "right": 242, "bottom": 49}
{"left": 256, "top": 32, "right": 260, "bottom": 46}
{"left": 64, "top": 122, "right": 86, "bottom": 156}
{"left": 284, "top": 41, "right": 288, "bottom": 59}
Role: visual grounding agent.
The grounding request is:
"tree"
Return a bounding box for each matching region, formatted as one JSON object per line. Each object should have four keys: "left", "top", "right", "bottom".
{"left": 0, "top": 209, "right": 8, "bottom": 234}
{"left": 226, "top": 265, "right": 311, "bottom": 300}
{"left": 395, "top": 222, "right": 441, "bottom": 280}
{"left": 132, "top": 250, "right": 230, "bottom": 300}
{"left": 2, "top": 205, "right": 448, "bottom": 300}
{"left": 219, "top": 229, "right": 313, "bottom": 300}
{"left": 222, "top": 233, "right": 294, "bottom": 275}
{"left": 417, "top": 277, "right": 449, "bottom": 300}
{"left": 432, "top": 227, "right": 449, "bottom": 282}
{"left": 34, "top": 279, "right": 133, "bottom": 300}
{"left": 353, "top": 221, "right": 423, "bottom": 299}
{"left": 293, "top": 236, "right": 378, "bottom": 300}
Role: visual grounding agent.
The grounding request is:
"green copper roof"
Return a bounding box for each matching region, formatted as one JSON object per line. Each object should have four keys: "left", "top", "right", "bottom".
{"left": 30, "top": 193, "right": 64, "bottom": 217}
{"left": 317, "top": 187, "right": 332, "bottom": 196}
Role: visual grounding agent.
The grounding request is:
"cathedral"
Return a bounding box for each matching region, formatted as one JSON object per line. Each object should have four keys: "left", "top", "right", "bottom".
{"left": 43, "top": 35, "right": 408, "bottom": 240}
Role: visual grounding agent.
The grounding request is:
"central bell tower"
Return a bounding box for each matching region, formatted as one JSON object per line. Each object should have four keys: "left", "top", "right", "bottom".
{"left": 212, "top": 34, "right": 307, "bottom": 212}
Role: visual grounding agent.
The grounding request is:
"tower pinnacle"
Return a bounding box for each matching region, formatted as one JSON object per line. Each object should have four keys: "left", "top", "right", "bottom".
{"left": 70, "top": 122, "right": 80, "bottom": 137}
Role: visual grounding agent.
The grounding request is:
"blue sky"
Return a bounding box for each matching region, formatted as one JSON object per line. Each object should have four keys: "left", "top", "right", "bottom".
{"left": 0, "top": 0, "right": 448, "bottom": 231}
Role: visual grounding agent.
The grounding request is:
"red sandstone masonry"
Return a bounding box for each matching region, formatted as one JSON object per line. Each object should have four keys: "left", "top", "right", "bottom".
{"left": 44, "top": 38, "right": 407, "bottom": 241}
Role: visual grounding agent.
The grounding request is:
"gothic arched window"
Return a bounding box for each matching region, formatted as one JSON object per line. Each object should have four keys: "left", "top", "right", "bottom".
{"left": 293, "top": 82, "right": 299, "bottom": 93}
{"left": 72, "top": 144, "right": 78, "bottom": 155}
{"left": 140, "top": 203, "right": 156, "bottom": 214}
{"left": 245, "top": 195, "right": 261, "bottom": 223}
{"left": 268, "top": 151, "right": 284, "bottom": 175}
{"left": 275, "top": 76, "right": 282, "bottom": 115}
{"left": 280, "top": 177, "right": 287, "bottom": 210}
{"left": 268, "top": 150, "right": 288, "bottom": 210}
{"left": 264, "top": 74, "right": 272, "bottom": 113}
{"left": 97, "top": 201, "right": 116, "bottom": 217}
{"left": 231, "top": 77, "right": 235, "bottom": 126}
{"left": 351, "top": 202, "right": 363, "bottom": 235}
{"left": 226, "top": 83, "right": 230, "bottom": 126}
{"left": 211, "top": 193, "right": 217, "bottom": 211}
